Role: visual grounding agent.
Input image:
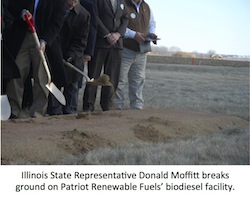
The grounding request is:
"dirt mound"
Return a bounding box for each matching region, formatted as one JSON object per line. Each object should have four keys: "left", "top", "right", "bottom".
{"left": 59, "top": 129, "right": 115, "bottom": 155}
{"left": 1, "top": 108, "right": 249, "bottom": 165}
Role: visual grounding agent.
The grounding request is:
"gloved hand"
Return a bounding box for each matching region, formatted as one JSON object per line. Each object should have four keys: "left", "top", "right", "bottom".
{"left": 21, "top": 9, "right": 32, "bottom": 21}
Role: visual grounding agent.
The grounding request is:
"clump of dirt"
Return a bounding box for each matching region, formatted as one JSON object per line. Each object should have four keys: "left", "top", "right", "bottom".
{"left": 58, "top": 129, "right": 116, "bottom": 155}
{"left": 146, "top": 116, "right": 186, "bottom": 128}
{"left": 146, "top": 116, "right": 176, "bottom": 127}
{"left": 133, "top": 124, "right": 166, "bottom": 143}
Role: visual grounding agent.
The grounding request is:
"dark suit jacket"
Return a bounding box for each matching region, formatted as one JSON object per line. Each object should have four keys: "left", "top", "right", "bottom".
{"left": 60, "top": 3, "right": 90, "bottom": 83}
{"left": 3, "top": 0, "right": 68, "bottom": 86}
{"left": 95, "top": 0, "right": 128, "bottom": 49}
{"left": 80, "top": 0, "right": 97, "bottom": 57}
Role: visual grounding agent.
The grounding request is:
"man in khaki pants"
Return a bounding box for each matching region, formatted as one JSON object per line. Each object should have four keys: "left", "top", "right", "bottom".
{"left": 115, "top": 0, "right": 157, "bottom": 110}
{"left": 4, "top": 0, "right": 67, "bottom": 118}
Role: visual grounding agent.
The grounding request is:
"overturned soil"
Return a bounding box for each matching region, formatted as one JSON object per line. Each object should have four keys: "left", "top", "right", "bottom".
{"left": 1, "top": 108, "right": 248, "bottom": 165}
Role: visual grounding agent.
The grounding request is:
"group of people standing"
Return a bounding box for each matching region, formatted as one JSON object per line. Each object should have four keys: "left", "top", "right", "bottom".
{"left": 2, "top": 0, "right": 157, "bottom": 119}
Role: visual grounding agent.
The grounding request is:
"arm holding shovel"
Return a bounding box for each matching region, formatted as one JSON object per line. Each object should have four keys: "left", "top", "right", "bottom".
{"left": 23, "top": 13, "right": 66, "bottom": 106}
{"left": 21, "top": 10, "right": 46, "bottom": 52}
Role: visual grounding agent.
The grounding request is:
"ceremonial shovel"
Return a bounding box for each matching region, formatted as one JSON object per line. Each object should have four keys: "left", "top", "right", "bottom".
{"left": 63, "top": 60, "right": 112, "bottom": 87}
{"left": 24, "top": 14, "right": 66, "bottom": 105}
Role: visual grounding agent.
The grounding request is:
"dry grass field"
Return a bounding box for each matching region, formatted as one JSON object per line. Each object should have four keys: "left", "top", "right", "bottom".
{"left": 79, "top": 63, "right": 250, "bottom": 165}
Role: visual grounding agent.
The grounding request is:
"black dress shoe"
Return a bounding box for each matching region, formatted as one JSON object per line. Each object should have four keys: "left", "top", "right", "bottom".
{"left": 102, "top": 107, "right": 110, "bottom": 111}
{"left": 10, "top": 113, "right": 19, "bottom": 119}
{"left": 63, "top": 111, "right": 73, "bottom": 115}
{"left": 49, "top": 112, "right": 62, "bottom": 116}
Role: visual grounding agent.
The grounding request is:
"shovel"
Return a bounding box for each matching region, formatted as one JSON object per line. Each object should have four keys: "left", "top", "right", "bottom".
{"left": 24, "top": 14, "right": 66, "bottom": 105}
{"left": 1, "top": 95, "right": 11, "bottom": 121}
{"left": 1, "top": 41, "right": 11, "bottom": 121}
{"left": 63, "top": 60, "right": 112, "bottom": 87}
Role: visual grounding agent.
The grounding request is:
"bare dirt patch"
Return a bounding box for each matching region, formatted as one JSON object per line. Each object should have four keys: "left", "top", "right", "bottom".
{"left": 1, "top": 108, "right": 248, "bottom": 165}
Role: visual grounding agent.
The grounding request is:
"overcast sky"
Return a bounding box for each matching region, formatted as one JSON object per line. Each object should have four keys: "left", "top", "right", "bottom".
{"left": 146, "top": 0, "right": 250, "bottom": 55}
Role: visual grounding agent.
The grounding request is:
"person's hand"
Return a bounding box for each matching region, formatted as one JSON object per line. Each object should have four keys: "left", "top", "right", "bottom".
{"left": 149, "top": 33, "right": 158, "bottom": 44}
{"left": 111, "top": 32, "right": 121, "bottom": 44}
{"left": 21, "top": 9, "right": 32, "bottom": 21}
{"left": 134, "top": 32, "right": 145, "bottom": 44}
{"left": 66, "top": 56, "right": 73, "bottom": 63}
{"left": 106, "top": 33, "right": 113, "bottom": 45}
{"left": 39, "top": 40, "right": 46, "bottom": 52}
{"left": 83, "top": 55, "right": 91, "bottom": 62}
{"left": 107, "top": 32, "right": 121, "bottom": 45}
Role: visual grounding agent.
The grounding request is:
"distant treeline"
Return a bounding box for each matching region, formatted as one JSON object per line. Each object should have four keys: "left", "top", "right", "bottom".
{"left": 150, "top": 46, "right": 250, "bottom": 61}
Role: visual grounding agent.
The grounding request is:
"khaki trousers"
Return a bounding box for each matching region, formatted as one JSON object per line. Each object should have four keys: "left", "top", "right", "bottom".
{"left": 6, "top": 32, "right": 49, "bottom": 117}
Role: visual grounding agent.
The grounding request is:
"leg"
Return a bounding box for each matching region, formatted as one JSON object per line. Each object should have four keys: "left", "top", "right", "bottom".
{"left": 22, "top": 68, "right": 33, "bottom": 109}
{"left": 128, "top": 52, "right": 147, "bottom": 109}
{"left": 100, "top": 48, "right": 122, "bottom": 111}
{"left": 115, "top": 48, "right": 134, "bottom": 109}
{"left": 62, "top": 84, "right": 73, "bottom": 114}
{"left": 6, "top": 78, "right": 25, "bottom": 117}
{"left": 69, "top": 81, "right": 79, "bottom": 113}
{"left": 28, "top": 33, "right": 49, "bottom": 117}
{"left": 6, "top": 33, "right": 31, "bottom": 117}
{"left": 83, "top": 48, "right": 107, "bottom": 111}
{"left": 63, "top": 81, "right": 78, "bottom": 114}
{"left": 47, "top": 94, "right": 62, "bottom": 115}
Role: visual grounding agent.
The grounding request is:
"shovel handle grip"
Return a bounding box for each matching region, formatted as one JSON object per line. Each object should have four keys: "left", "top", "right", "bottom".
{"left": 24, "top": 13, "right": 36, "bottom": 33}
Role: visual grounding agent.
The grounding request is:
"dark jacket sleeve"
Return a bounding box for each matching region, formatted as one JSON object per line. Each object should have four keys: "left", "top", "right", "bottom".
{"left": 68, "top": 10, "right": 91, "bottom": 64}
{"left": 36, "top": 0, "right": 66, "bottom": 46}
{"left": 80, "top": 0, "right": 97, "bottom": 57}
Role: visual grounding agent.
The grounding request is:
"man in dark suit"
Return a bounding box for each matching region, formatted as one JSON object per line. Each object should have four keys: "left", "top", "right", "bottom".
{"left": 55, "top": 0, "right": 90, "bottom": 115}
{"left": 82, "top": 0, "right": 128, "bottom": 112}
{"left": 3, "top": 0, "right": 67, "bottom": 118}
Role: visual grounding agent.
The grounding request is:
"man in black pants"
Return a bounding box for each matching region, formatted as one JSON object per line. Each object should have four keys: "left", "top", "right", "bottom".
{"left": 82, "top": 0, "right": 128, "bottom": 112}
{"left": 58, "top": 0, "right": 90, "bottom": 114}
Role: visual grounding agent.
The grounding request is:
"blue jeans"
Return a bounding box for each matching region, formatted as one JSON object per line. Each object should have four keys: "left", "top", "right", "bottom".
{"left": 63, "top": 81, "right": 79, "bottom": 114}
{"left": 115, "top": 48, "right": 147, "bottom": 109}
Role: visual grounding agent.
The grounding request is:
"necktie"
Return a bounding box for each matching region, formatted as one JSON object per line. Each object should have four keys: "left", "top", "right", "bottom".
{"left": 110, "top": 0, "right": 117, "bottom": 13}
{"left": 33, "top": 0, "right": 40, "bottom": 21}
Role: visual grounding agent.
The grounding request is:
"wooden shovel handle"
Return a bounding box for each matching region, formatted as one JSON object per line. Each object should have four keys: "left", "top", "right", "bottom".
{"left": 24, "top": 13, "right": 52, "bottom": 84}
